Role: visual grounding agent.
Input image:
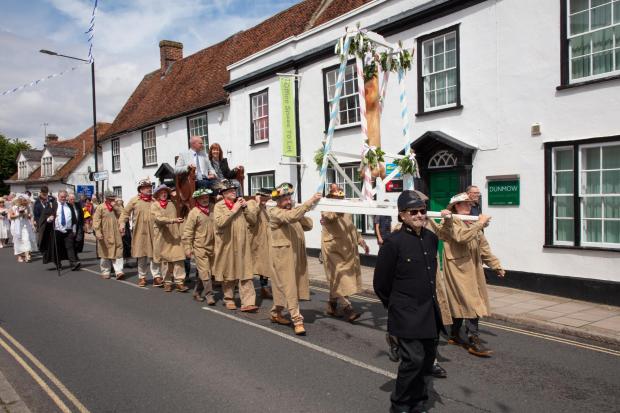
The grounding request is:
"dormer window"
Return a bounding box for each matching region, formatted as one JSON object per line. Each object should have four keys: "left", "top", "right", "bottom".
{"left": 42, "top": 156, "right": 53, "bottom": 177}
{"left": 18, "top": 161, "right": 27, "bottom": 179}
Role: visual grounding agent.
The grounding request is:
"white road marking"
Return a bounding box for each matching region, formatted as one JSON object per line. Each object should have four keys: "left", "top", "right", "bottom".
{"left": 0, "top": 327, "right": 91, "bottom": 413}
{"left": 81, "top": 267, "right": 147, "bottom": 290}
{"left": 309, "top": 286, "right": 620, "bottom": 357}
{"left": 201, "top": 306, "right": 397, "bottom": 380}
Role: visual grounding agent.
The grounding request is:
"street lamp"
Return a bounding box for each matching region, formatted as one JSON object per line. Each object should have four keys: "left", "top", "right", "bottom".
{"left": 39, "top": 49, "right": 100, "bottom": 199}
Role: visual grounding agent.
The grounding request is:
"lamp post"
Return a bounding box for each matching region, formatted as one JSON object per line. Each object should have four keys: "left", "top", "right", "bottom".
{"left": 39, "top": 49, "right": 99, "bottom": 199}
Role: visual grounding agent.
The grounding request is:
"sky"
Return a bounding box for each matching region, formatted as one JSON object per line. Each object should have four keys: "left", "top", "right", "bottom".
{"left": 0, "top": 0, "right": 298, "bottom": 147}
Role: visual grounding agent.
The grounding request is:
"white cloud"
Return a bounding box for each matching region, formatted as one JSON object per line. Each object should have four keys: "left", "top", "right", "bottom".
{"left": 0, "top": 0, "right": 297, "bottom": 147}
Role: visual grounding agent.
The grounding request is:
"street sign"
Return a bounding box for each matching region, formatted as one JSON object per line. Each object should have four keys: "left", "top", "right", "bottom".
{"left": 488, "top": 179, "right": 520, "bottom": 206}
{"left": 77, "top": 185, "right": 94, "bottom": 198}
{"left": 385, "top": 162, "right": 401, "bottom": 179}
{"left": 93, "top": 170, "right": 109, "bottom": 182}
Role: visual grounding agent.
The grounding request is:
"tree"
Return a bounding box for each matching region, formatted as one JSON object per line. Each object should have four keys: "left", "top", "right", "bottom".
{"left": 0, "top": 134, "right": 31, "bottom": 195}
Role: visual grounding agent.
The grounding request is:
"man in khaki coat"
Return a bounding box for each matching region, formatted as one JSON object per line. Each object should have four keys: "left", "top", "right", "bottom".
{"left": 269, "top": 183, "right": 322, "bottom": 335}
{"left": 247, "top": 188, "right": 274, "bottom": 299}
{"left": 213, "top": 180, "right": 258, "bottom": 312}
{"left": 119, "top": 178, "right": 162, "bottom": 288}
{"left": 321, "top": 184, "right": 369, "bottom": 322}
{"left": 182, "top": 188, "right": 216, "bottom": 305}
{"left": 93, "top": 191, "right": 124, "bottom": 279}
{"left": 150, "top": 184, "right": 188, "bottom": 293}
{"left": 440, "top": 192, "right": 504, "bottom": 357}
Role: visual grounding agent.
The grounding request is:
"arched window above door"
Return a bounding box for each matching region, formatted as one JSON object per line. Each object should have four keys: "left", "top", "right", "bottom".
{"left": 428, "top": 150, "right": 457, "bottom": 169}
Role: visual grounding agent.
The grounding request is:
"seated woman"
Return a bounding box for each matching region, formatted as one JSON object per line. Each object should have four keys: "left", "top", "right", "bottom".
{"left": 208, "top": 143, "right": 243, "bottom": 195}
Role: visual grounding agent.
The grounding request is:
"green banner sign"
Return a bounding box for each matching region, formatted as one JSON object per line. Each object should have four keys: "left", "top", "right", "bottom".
{"left": 280, "top": 77, "right": 297, "bottom": 157}
{"left": 488, "top": 179, "right": 520, "bottom": 206}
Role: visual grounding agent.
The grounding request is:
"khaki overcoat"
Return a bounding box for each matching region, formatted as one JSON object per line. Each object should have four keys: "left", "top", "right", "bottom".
{"left": 438, "top": 218, "right": 503, "bottom": 319}
{"left": 247, "top": 200, "right": 274, "bottom": 278}
{"left": 269, "top": 201, "right": 313, "bottom": 307}
{"left": 182, "top": 206, "right": 215, "bottom": 277}
{"left": 320, "top": 212, "right": 362, "bottom": 297}
{"left": 119, "top": 196, "right": 155, "bottom": 258}
{"left": 150, "top": 201, "right": 185, "bottom": 263}
{"left": 212, "top": 200, "right": 256, "bottom": 282}
{"left": 92, "top": 203, "right": 123, "bottom": 259}
{"left": 425, "top": 219, "right": 453, "bottom": 325}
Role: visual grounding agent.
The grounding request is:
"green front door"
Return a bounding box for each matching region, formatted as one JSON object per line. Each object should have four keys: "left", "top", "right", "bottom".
{"left": 429, "top": 170, "right": 460, "bottom": 267}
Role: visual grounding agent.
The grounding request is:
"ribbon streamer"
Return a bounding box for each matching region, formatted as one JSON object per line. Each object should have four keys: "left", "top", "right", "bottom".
{"left": 85, "top": 0, "right": 98, "bottom": 63}
{"left": 0, "top": 67, "right": 80, "bottom": 97}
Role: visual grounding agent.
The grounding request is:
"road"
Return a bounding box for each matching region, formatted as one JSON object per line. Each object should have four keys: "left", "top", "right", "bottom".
{"left": 0, "top": 243, "right": 619, "bottom": 413}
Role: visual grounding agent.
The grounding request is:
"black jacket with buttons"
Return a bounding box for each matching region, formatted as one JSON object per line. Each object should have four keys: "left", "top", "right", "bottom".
{"left": 373, "top": 224, "right": 444, "bottom": 340}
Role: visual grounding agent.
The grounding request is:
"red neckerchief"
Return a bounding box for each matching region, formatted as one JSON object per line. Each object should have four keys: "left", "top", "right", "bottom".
{"left": 224, "top": 199, "right": 235, "bottom": 210}
{"left": 159, "top": 199, "right": 168, "bottom": 209}
{"left": 139, "top": 194, "right": 152, "bottom": 202}
{"left": 104, "top": 201, "right": 114, "bottom": 212}
{"left": 195, "top": 204, "right": 210, "bottom": 216}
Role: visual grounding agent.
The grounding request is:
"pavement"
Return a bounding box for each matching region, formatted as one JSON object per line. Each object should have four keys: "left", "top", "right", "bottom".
{"left": 307, "top": 257, "right": 620, "bottom": 346}
{"left": 0, "top": 244, "right": 619, "bottom": 412}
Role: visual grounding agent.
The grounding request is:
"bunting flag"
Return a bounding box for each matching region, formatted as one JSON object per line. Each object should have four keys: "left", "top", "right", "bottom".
{"left": 0, "top": 67, "right": 80, "bottom": 97}
{"left": 85, "top": 0, "right": 98, "bottom": 63}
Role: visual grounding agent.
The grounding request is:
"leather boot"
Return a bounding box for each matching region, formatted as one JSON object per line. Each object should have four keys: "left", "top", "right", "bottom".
{"left": 343, "top": 305, "right": 361, "bottom": 322}
{"left": 448, "top": 325, "right": 467, "bottom": 347}
{"left": 467, "top": 335, "right": 492, "bottom": 357}
{"left": 270, "top": 313, "right": 291, "bottom": 325}
{"left": 137, "top": 278, "right": 147, "bottom": 287}
{"left": 206, "top": 295, "right": 216, "bottom": 306}
{"left": 294, "top": 322, "right": 306, "bottom": 336}
{"left": 325, "top": 300, "right": 339, "bottom": 317}
{"left": 260, "top": 287, "right": 273, "bottom": 299}
{"left": 164, "top": 284, "right": 173, "bottom": 292}
{"left": 153, "top": 277, "right": 164, "bottom": 287}
{"left": 176, "top": 282, "right": 189, "bottom": 292}
{"left": 193, "top": 292, "right": 205, "bottom": 302}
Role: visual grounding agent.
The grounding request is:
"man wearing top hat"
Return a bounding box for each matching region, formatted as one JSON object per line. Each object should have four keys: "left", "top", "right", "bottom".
{"left": 119, "top": 177, "right": 163, "bottom": 287}
{"left": 93, "top": 190, "right": 124, "bottom": 279}
{"left": 212, "top": 180, "right": 258, "bottom": 312}
{"left": 374, "top": 190, "right": 451, "bottom": 413}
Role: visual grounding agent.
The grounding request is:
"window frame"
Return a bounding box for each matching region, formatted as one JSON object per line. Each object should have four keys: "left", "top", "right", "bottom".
{"left": 322, "top": 60, "right": 361, "bottom": 132}
{"left": 141, "top": 128, "right": 157, "bottom": 167}
{"left": 187, "top": 112, "right": 208, "bottom": 147}
{"left": 249, "top": 88, "right": 270, "bottom": 146}
{"left": 416, "top": 24, "right": 462, "bottom": 115}
{"left": 544, "top": 135, "right": 620, "bottom": 251}
{"left": 111, "top": 138, "right": 121, "bottom": 172}
{"left": 560, "top": 0, "right": 620, "bottom": 87}
{"left": 41, "top": 156, "right": 53, "bottom": 177}
{"left": 112, "top": 186, "right": 123, "bottom": 200}
{"left": 247, "top": 170, "right": 276, "bottom": 196}
{"left": 325, "top": 162, "right": 373, "bottom": 234}
{"left": 18, "top": 161, "right": 27, "bottom": 179}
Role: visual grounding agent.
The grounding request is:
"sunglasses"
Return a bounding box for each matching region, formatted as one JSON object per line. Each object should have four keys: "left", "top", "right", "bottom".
{"left": 404, "top": 208, "right": 427, "bottom": 216}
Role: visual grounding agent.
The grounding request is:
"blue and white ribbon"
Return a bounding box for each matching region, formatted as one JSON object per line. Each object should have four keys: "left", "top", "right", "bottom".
{"left": 0, "top": 67, "right": 80, "bottom": 97}
{"left": 85, "top": 0, "right": 98, "bottom": 63}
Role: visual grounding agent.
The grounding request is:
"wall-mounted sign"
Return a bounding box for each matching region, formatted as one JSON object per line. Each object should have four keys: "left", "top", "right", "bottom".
{"left": 488, "top": 178, "right": 520, "bottom": 206}
{"left": 92, "top": 170, "right": 109, "bottom": 182}
{"left": 385, "top": 162, "right": 401, "bottom": 179}
{"left": 280, "top": 77, "right": 297, "bottom": 157}
{"left": 77, "top": 185, "right": 94, "bottom": 198}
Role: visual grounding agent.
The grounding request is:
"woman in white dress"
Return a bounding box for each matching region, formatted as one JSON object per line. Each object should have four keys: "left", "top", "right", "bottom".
{"left": 9, "top": 195, "right": 36, "bottom": 262}
{"left": 0, "top": 197, "right": 10, "bottom": 248}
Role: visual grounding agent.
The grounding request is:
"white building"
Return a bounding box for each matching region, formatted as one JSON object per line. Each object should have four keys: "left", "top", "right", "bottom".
{"left": 7, "top": 124, "right": 109, "bottom": 198}
{"left": 101, "top": 0, "right": 620, "bottom": 302}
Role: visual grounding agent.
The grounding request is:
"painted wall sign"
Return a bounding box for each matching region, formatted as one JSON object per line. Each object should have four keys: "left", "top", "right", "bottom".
{"left": 488, "top": 179, "right": 520, "bottom": 206}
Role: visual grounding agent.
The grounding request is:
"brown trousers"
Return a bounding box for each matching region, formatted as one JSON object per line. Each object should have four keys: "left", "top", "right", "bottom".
{"left": 222, "top": 279, "right": 256, "bottom": 307}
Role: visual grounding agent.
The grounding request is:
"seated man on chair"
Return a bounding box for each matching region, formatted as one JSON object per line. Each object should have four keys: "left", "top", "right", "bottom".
{"left": 175, "top": 136, "right": 216, "bottom": 190}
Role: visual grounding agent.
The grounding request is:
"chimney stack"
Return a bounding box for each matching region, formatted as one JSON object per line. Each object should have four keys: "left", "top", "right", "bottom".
{"left": 45, "top": 133, "right": 59, "bottom": 144}
{"left": 159, "top": 40, "right": 183, "bottom": 75}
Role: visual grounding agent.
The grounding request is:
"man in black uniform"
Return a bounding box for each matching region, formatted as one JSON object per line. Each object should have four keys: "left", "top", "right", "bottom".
{"left": 374, "top": 190, "right": 449, "bottom": 413}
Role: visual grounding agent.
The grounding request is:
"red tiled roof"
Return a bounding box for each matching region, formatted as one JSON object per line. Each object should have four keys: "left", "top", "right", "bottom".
{"left": 7, "top": 123, "right": 111, "bottom": 183}
{"left": 103, "top": 0, "right": 373, "bottom": 140}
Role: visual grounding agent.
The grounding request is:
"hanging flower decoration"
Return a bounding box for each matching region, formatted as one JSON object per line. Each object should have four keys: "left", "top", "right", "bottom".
{"left": 335, "top": 26, "right": 414, "bottom": 81}
{"left": 314, "top": 145, "right": 338, "bottom": 171}
{"left": 360, "top": 141, "right": 385, "bottom": 170}
{"left": 396, "top": 149, "right": 418, "bottom": 176}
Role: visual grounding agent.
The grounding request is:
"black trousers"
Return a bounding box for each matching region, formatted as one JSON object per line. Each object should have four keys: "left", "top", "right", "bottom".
{"left": 56, "top": 230, "right": 79, "bottom": 266}
{"left": 452, "top": 317, "right": 480, "bottom": 337}
{"left": 391, "top": 338, "right": 436, "bottom": 413}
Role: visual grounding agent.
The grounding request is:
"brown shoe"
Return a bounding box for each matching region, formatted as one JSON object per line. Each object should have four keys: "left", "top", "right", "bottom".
{"left": 294, "top": 323, "right": 306, "bottom": 336}
{"left": 164, "top": 284, "right": 173, "bottom": 292}
{"left": 260, "top": 287, "right": 273, "bottom": 299}
{"left": 101, "top": 273, "right": 111, "bottom": 279}
{"left": 153, "top": 277, "right": 164, "bottom": 287}
{"left": 343, "top": 305, "right": 361, "bottom": 323}
{"left": 115, "top": 272, "right": 125, "bottom": 280}
{"left": 325, "top": 300, "right": 339, "bottom": 317}
{"left": 206, "top": 295, "right": 216, "bottom": 306}
{"left": 240, "top": 305, "right": 259, "bottom": 313}
{"left": 137, "top": 278, "right": 147, "bottom": 287}
{"left": 225, "top": 301, "right": 237, "bottom": 310}
{"left": 467, "top": 336, "right": 492, "bottom": 357}
{"left": 270, "top": 314, "right": 291, "bottom": 325}
{"left": 176, "top": 283, "right": 189, "bottom": 292}
{"left": 193, "top": 292, "right": 205, "bottom": 302}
